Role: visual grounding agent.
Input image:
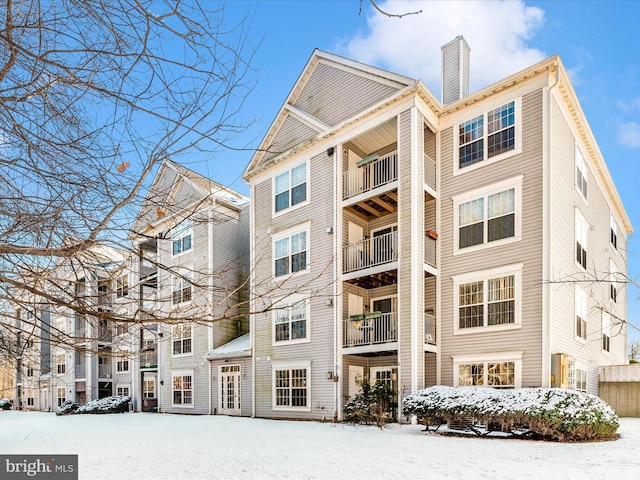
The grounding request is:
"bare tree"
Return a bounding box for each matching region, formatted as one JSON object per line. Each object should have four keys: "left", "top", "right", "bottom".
{"left": 0, "top": 1, "right": 258, "bottom": 354}
{"left": 628, "top": 338, "right": 640, "bottom": 362}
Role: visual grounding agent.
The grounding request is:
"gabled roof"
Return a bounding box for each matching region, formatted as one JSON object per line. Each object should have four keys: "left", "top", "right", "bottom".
{"left": 243, "top": 49, "right": 417, "bottom": 179}
{"left": 132, "top": 160, "right": 248, "bottom": 236}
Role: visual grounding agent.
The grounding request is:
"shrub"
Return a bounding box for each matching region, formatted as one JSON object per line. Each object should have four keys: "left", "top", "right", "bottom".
{"left": 0, "top": 398, "right": 13, "bottom": 410}
{"left": 56, "top": 400, "right": 80, "bottom": 416}
{"left": 57, "top": 396, "right": 130, "bottom": 415}
{"left": 402, "top": 386, "right": 619, "bottom": 442}
{"left": 344, "top": 380, "right": 394, "bottom": 428}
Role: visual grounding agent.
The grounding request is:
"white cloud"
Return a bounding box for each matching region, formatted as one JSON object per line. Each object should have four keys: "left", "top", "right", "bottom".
{"left": 617, "top": 122, "right": 640, "bottom": 148}
{"left": 339, "top": 0, "right": 546, "bottom": 99}
{"left": 616, "top": 98, "right": 640, "bottom": 113}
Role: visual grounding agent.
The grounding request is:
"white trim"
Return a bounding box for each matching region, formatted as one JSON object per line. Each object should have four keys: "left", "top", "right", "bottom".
{"left": 272, "top": 294, "right": 311, "bottom": 346}
{"left": 171, "top": 267, "right": 194, "bottom": 308}
{"left": 171, "top": 369, "right": 195, "bottom": 408}
{"left": 575, "top": 142, "right": 588, "bottom": 204}
{"left": 453, "top": 97, "right": 522, "bottom": 177}
{"left": 170, "top": 220, "right": 193, "bottom": 258}
{"left": 452, "top": 263, "right": 523, "bottom": 335}
{"left": 171, "top": 323, "right": 194, "bottom": 358}
{"left": 574, "top": 285, "right": 588, "bottom": 343}
{"left": 575, "top": 208, "right": 588, "bottom": 270}
{"left": 272, "top": 360, "right": 311, "bottom": 412}
{"left": 452, "top": 175, "right": 523, "bottom": 256}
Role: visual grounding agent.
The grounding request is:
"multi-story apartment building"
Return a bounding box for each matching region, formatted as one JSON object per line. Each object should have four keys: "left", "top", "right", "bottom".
{"left": 243, "top": 38, "right": 632, "bottom": 421}
{"left": 131, "top": 160, "right": 250, "bottom": 414}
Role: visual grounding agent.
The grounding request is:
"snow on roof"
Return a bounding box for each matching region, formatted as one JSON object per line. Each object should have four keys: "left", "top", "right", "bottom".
{"left": 205, "top": 333, "right": 250, "bottom": 360}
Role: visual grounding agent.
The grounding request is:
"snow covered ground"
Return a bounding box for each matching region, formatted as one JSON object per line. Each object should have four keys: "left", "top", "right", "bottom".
{"left": 1, "top": 411, "right": 639, "bottom": 479}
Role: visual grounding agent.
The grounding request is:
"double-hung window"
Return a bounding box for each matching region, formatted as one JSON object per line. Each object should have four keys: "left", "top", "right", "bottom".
{"left": 274, "top": 163, "right": 307, "bottom": 214}
{"left": 274, "top": 225, "right": 308, "bottom": 277}
{"left": 610, "top": 215, "right": 618, "bottom": 249}
{"left": 576, "top": 146, "right": 588, "bottom": 200}
{"left": 117, "top": 386, "right": 130, "bottom": 397}
{"left": 116, "top": 356, "right": 130, "bottom": 373}
{"left": 457, "top": 100, "right": 518, "bottom": 171}
{"left": 454, "top": 176, "right": 522, "bottom": 253}
{"left": 116, "top": 274, "right": 129, "bottom": 298}
{"left": 453, "top": 264, "right": 522, "bottom": 334}
{"left": 172, "top": 271, "right": 193, "bottom": 305}
{"left": 273, "top": 362, "right": 310, "bottom": 410}
{"left": 274, "top": 297, "right": 309, "bottom": 344}
{"left": 602, "top": 313, "right": 611, "bottom": 353}
{"left": 575, "top": 286, "right": 588, "bottom": 341}
{"left": 172, "top": 324, "right": 192, "bottom": 356}
{"left": 610, "top": 259, "right": 618, "bottom": 303}
{"left": 172, "top": 373, "right": 193, "bottom": 406}
{"left": 56, "top": 354, "right": 66, "bottom": 374}
{"left": 575, "top": 367, "right": 587, "bottom": 392}
{"left": 172, "top": 220, "right": 192, "bottom": 256}
{"left": 575, "top": 210, "right": 588, "bottom": 269}
{"left": 57, "top": 387, "right": 66, "bottom": 407}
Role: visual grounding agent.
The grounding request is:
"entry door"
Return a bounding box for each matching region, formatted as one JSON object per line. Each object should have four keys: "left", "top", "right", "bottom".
{"left": 348, "top": 365, "right": 364, "bottom": 397}
{"left": 219, "top": 365, "right": 241, "bottom": 415}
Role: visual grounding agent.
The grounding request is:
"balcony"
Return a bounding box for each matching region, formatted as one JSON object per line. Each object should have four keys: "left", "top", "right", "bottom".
{"left": 98, "top": 364, "right": 112, "bottom": 379}
{"left": 343, "top": 231, "right": 397, "bottom": 274}
{"left": 343, "top": 151, "right": 398, "bottom": 200}
{"left": 424, "top": 153, "right": 436, "bottom": 191}
{"left": 75, "top": 363, "right": 86, "bottom": 378}
{"left": 343, "top": 312, "right": 397, "bottom": 348}
{"left": 424, "top": 234, "right": 437, "bottom": 270}
{"left": 424, "top": 313, "right": 436, "bottom": 345}
{"left": 140, "top": 349, "right": 158, "bottom": 369}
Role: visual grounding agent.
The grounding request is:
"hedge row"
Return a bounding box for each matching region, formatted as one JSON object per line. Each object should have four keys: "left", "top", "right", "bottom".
{"left": 57, "top": 395, "right": 131, "bottom": 415}
{"left": 402, "top": 386, "right": 619, "bottom": 442}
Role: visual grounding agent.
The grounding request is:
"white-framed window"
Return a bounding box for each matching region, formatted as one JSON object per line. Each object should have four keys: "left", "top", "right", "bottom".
{"left": 26, "top": 366, "right": 34, "bottom": 377}
{"left": 610, "top": 215, "right": 618, "bottom": 250}
{"left": 274, "top": 162, "right": 308, "bottom": 214}
{"left": 115, "top": 322, "right": 128, "bottom": 336}
{"left": 27, "top": 397, "right": 35, "bottom": 407}
{"left": 453, "top": 352, "right": 522, "bottom": 389}
{"left": 272, "top": 361, "right": 310, "bottom": 411}
{"left": 273, "top": 296, "right": 310, "bottom": 344}
{"left": 273, "top": 224, "right": 309, "bottom": 277}
{"left": 172, "top": 270, "right": 193, "bottom": 305}
{"left": 575, "top": 210, "right": 588, "bottom": 270}
{"left": 172, "top": 371, "right": 193, "bottom": 407}
{"left": 575, "top": 367, "right": 587, "bottom": 393}
{"left": 453, "top": 264, "right": 523, "bottom": 334}
{"left": 116, "top": 356, "right": 130, "bottom": 373}
{"left": 116, "top": 385, "right": 130, "bottom": 397}
{"left": 602, "top": 312, "right": 611, "bottom": 353}
{"left": 143, "top": 378, "right": 155, "bottom": 398}
{"left": 57, "top": 387, "right": 66, "bottom": 407}
{"left": 575, "top": 285, "right": 588, "bottom": 342}
{"left": 116, "top": 274, "right": 129, "bottom": 298}
{"left": 172, "top": 323, "right": 192, "bottom": 356}
{"left": 456, "top": 99, "right": 520, "bottom": 174}
{"left": 172, "top": 220, "right": 193, "bottom": 256}
{"left": 575, "top": 145, "right": 588, "bottom": 201}
{"left": 610, "top": 259, "right": 618, "bottom": 303}
{"left": 55, "top": 354, "right": 66, "bottom": 375}
{"left": 453, "top": 176, "right": 522, "bottom": 254}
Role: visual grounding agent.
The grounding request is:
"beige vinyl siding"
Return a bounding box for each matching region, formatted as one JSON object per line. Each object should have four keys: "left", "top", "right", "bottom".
{"left": 293, "top": 62, "right": 401, "bottom": 127}
{"left": 548, "top": 94, "right": 627, "bottom": 391}
{"left": 252, "top": 149, "right": 337, "bottom": 420}
{"left": 397, "top": 108, "right": 425, "bottom": 393}
{"left": 261, "top": 115, "right": 319, "bottom": 165}
{"left": 439, "top": 89, "right": 545, "bottom": 388}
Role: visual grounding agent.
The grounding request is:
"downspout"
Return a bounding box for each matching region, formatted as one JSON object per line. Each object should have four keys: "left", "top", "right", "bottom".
{"left": 333, "top": 145, "right": 339, "bottom": 421}
{"left": 208, "top": 360, "right": 212, "bottom": 415}
{"left": 208, "top": 204, "right": 214, "bottom": 415}
{"left": 542, "top": 64, "right": 560, "bottom": 387}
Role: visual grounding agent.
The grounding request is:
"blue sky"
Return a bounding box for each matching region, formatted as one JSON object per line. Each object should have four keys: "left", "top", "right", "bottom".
{"left": 187, "top": 1, "right": 640, "bottom": 340}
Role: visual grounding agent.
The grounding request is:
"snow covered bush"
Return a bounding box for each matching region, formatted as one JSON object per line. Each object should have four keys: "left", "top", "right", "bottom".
{"left": 57, "top": 396, "right": 130, "bottom": 415}
{"left": 56, "top": 400, "right": 80, "bottom": 416}
{"left": 0, "top": 398, "right": 13, "bottom": 410}
{"left": 402, "top": 386, "right": 619, "bottom": 442}
{"left": 344, "top": 380, "right": 394, "bottom": 428}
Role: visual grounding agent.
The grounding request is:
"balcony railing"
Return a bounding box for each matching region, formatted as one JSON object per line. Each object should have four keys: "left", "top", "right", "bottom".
{"left": 424, "top": 235, "right": 436, "bottom": 268}
{"left": 140, "top": 350, "right": 158, "bottom": 369}
{"left": 98, "top": 327, "right": 112, "bottom": 343}
{"left": 343, "top": 312, "right": 398, "bottom": 347}
{"left": 75, "top": 363, "right": 86, "bottom": 378}
{"left": 343, "top": 151, "right": 398, "bottom": 200}
{"left": 98, "top": 364, "right": 111, "bottom": 378}
{"left": 424, "top": 153, "right": 436, "bottom": 190}
{"left": 343, "top": 231, "right": 397, "bottom": 274}
{"left": 424, "top": 313, "right": 436, "bottom": 345}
